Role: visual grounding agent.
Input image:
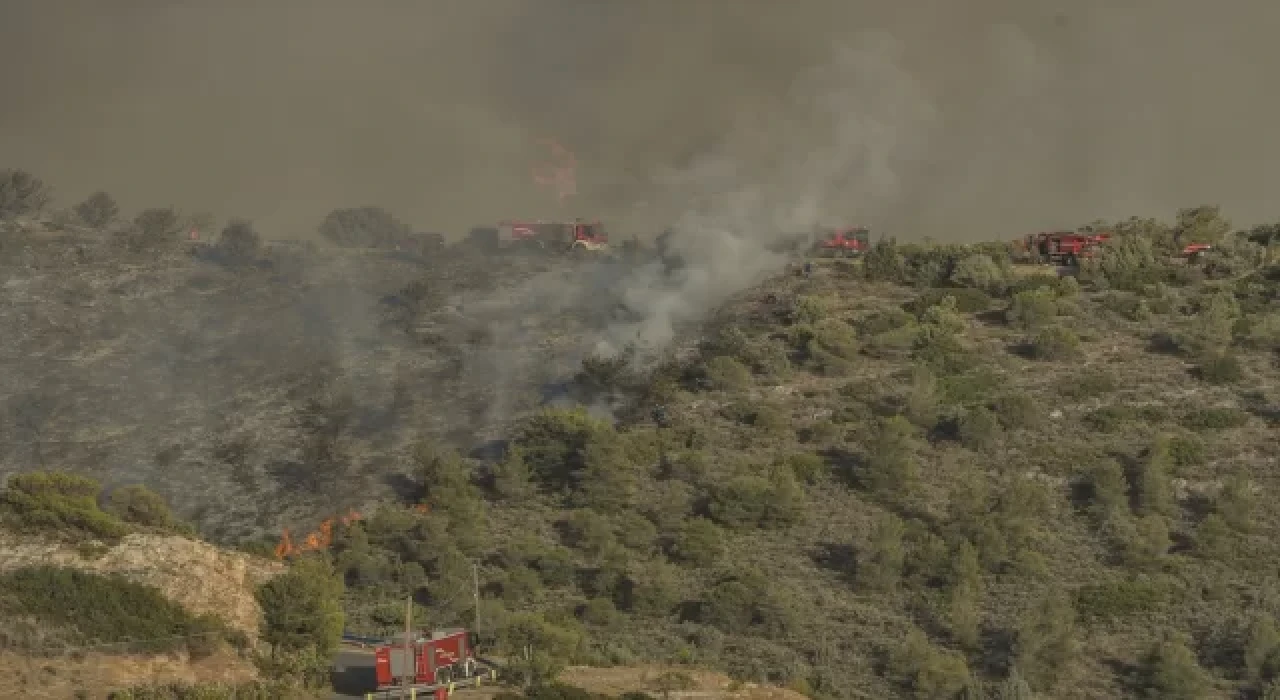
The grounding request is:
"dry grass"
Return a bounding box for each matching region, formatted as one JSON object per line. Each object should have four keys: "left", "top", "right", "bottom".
{"left": 0, "top": 647, "right": 257, "bottom": 700}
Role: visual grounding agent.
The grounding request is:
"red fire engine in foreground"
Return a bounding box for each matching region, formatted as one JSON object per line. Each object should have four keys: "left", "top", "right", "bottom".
{"left": 374, "top": 628, "right": 491, "bottom": 692}
{"left": 497, "top": 219, "right": 609, "bottom": 252}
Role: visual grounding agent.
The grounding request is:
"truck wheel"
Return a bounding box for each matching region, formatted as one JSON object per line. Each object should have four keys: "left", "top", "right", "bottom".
{"left": 1066, "top": 254, "right": 1078, "bottom": 267}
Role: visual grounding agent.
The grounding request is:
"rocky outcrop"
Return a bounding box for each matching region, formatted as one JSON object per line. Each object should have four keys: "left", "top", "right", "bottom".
{"left": 0, "top": 531, "right": 283, "bottom": 639}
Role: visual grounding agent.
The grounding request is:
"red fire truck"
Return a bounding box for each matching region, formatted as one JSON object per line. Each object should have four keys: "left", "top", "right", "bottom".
{"left": 373, "top": 628, "right": 488, "bottom": 691}
{"left": 1020, "top": 230, "right": 1112, "bottom": 266}
{"left": 816, "top": 227, "right": 871, "bottom": 257}
{"left": 497, "top": 219, "right": 609, "bottom": 252}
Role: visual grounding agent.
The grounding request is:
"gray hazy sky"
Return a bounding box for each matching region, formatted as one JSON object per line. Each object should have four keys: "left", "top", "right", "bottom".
{"left": 2, "top": 0, "right": 1278, "bottom": 239}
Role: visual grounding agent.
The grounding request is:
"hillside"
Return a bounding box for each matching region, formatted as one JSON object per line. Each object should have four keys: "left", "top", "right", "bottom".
{"left": 5, "top": 178, "right": 1280, "bottom": 698}
{"left": 0, "top": 471, "right": 289, "bottom": 698}
{"left": 0, "top": 207, "right": 647, "bottom": 545}
{"left": 317, "top": 209, "right": 1280, "bottom": 699}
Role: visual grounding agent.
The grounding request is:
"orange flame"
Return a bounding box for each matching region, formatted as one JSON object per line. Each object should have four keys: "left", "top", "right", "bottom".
{"left": 276, "top": 507, "right": 433, "bottom": 560}
{"left": 532, "top": 138, "right": 577, "bottom": 203}
{"left": 274, "top": 529, "right": 294, "bottom": 560}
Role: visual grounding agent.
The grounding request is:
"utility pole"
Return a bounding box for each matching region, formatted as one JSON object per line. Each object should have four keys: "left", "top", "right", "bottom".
{"left": 402, "top": 596, "right": 413, "bottom": 699}
{"left": 472, "top": 562, "right": 482, "bottom": 652}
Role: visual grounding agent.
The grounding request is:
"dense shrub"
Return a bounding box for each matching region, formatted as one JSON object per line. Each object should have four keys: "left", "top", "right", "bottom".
{"left": 949, "top": 252, "right": 1010, "bottom": 294}
{"left": 0, "top": 566, "right": 226, "bottom": 655}
{"left": 1006, "top": 288, "right": 1058, "bottom": 331}
{"left": 905, "top": 287, "right": 991, "bottom": 315}
{"left": 1180, "top": 406, "right": 1249, "bottom": 431}
{"left": 1075, "top": 578, "right": 1167, "bottom": 622}
{"left": 108, "top": 484, "right": 176, "bottom": 528}
{"left": 117, "top": 207, "right": 183, "bottom": 252}
{"left": 256, "top": 556, "right": 345, "bottom": 657}
{"left": 0, "top": 471, "right": 130, "bottom": 540}
{"left": 317, "top": 206, "right": 411, "bottom": 248}
{"left": 0, "top": 169, "right": 52, "bottom": 218}
{"left": 702, "top": 355, "right": 752, "bottom": 390}
{"left": 215, "top": 219, "right": 262, "bottom": 265}
{"left": 1028, "top": 325, "right": 1081, "bottom": 360}
{"left": 74, "top": 191, "right": 119, "bottom": 229}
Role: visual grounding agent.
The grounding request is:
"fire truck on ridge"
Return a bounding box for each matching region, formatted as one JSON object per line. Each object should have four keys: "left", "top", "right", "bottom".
{"left": 1018, "top": 230, "right": 1112, "bottom": 266}
{"left": 497, "top": 219, "right": 609, "bottom": 252}
{"left": 815, "top": 227, "right": 872, "bottom": 257}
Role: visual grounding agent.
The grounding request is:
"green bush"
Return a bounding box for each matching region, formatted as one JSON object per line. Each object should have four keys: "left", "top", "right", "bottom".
{"left": 1028, "top": 325, "right": 1081, "bottom": 360}
{"left": 707, "top": 468, "right": 804, "bottom": 530}
{"left": 1196, "top": 350, "right": 1244, "bottom": 384}
{"left": 949, "top": 253, "right": 1010, "bottom": 294}
{"left": 700, "top": 572, "right": 792, "bottom": 637}
{"left": 0, "top": 471, "right": 131, "bottom": 540}
{"left": 792, "top": 295, "right": 830, "bottom": 324}
{"left": 1100, "top": 291, "right": 1152, "bottom": 321}
{"left": 122, "top": 207, "right": 183, "bottom": 251}
{"left": 1180, "top": 406, "right": 1249, "bottom": 431}
{"left": 703, "top": 355, "right": 753, "bottom": 390}
{"left": 256, "top": 556, "right": 345, "bottom": 657}
{"left": 784, "top": 452, "right": 827, "bottom": 484}
{"left": 108, "top": 484, "right": 176, "bottom": 528}
{"left": 905, "top": 287, "right": 992, "bottom": 315}
{"left": 317, "top": 206, "right": 411, "bottom": 248}
{"left": 1007, "top": 287, "right": 1058, "bottom": 331}
{"left": 0, "top": 566, "right": 226, "bottom": 655}
{"left": 74, "top": 191, "right": 119, "bottom": 229}
{"left": 0, "top": 169, "right": 52, "bottom": 218}
{"left": 670, "top": 517, "right": 724, "bottom": 567}
{"left": 992, "top": 393, "right": 1044, "bottom": 429}
{"left": 1083, "top": 232, "right": 1166, "bottom": 291}
{"left": 854, "top": 307, "right": 915, "bottom": 337}
{"left": 957, "top": 406, "right": 1000, "bottom": 451}
{"left": 515, "top": 408, "right": 618, "bottom": 489}
{"left": 1140, "top": 635, "right": 1210, "bottom": 700}
{"left": 1057, "top": 370, "right": 1118, "bottom": 399}
{"left": 1165, "top": 434, "right": 1207, "bottom": 467}
{"left": 1074, "top": 578, "right": 1168, "bottom": 622}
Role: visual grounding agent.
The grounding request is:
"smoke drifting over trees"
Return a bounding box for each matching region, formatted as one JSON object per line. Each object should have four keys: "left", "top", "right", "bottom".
{"left": 2, "top": 0, "right": 1279, "bottom": 238}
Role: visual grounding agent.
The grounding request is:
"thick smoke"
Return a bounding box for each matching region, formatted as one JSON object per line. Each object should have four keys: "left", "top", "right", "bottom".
{"left": 3, "top": 1, "right": 1280, "bottom": 237}
{"left": 597, "top": 33, "right": 938, "bottom": 354}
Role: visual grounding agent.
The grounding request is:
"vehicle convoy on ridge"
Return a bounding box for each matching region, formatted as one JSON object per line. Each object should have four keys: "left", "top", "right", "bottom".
{"left": 1012, "top": 228, "right": 1214, "bottom": 268}
{"left": 497, "top": 218, "right": 609, "bottom": 252}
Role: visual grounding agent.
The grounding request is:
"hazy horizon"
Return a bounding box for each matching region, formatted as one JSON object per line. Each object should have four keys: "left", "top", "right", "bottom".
{"left": 3, "top": 0, "right": 1279, "bottom": 240}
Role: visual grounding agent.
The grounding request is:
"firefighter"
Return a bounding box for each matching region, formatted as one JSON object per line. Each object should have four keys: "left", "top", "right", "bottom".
{"left": 803, "top": 261, "right": 813, "bottom": 279}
